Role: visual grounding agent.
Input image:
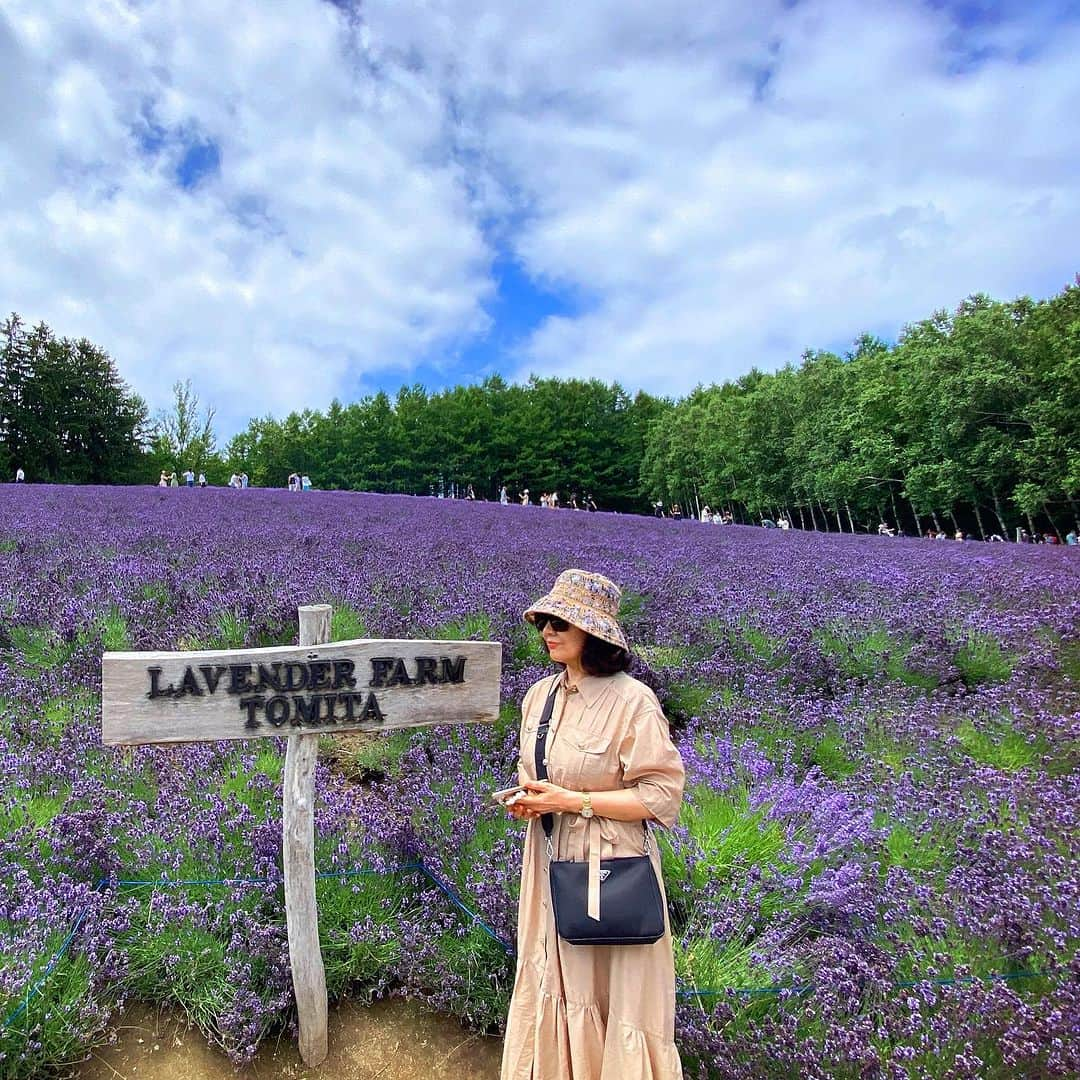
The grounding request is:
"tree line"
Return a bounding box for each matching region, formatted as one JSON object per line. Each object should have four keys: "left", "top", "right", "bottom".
{"left": 2, "top": 278, "right": 1077, "bottom": 535}
{"left": 641, "top": 283, "right": 1079, "bottom": 538}
{"left": 224, "top": 377, "right": 667, "bottom": 513}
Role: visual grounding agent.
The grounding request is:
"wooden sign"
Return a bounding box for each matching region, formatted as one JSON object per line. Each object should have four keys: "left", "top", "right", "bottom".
{"left": 102, "top": 638, "right": 501, "bottom": 745}
{"left": 101, "top": 606, "right": 502, "bottom": 1068}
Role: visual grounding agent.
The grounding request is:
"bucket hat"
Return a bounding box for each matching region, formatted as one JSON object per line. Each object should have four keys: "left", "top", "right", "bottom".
{"left": 524, "top": 569, "right": 628, "bottom": 651}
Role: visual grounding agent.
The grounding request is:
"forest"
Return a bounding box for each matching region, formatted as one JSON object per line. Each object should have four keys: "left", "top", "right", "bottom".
{"left": 2, "top": 279, "right": 1078, "bottom": 536}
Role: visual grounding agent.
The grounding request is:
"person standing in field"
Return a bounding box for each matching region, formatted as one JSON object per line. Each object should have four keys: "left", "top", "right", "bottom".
{"left": 14, "top": 467, "right": 24, "bottom": 484}
{"left": 501, "top": 570, "right": 685, "bottom": 1080}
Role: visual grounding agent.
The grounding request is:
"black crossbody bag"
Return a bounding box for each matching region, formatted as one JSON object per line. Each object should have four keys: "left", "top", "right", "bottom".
{"left": 535, "top": 678, "right": 665, "bottom": 946}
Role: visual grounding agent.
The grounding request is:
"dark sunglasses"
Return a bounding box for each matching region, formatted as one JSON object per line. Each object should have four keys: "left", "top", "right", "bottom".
{"left": 533, "top": 614, "right": 571, "bottom": 633}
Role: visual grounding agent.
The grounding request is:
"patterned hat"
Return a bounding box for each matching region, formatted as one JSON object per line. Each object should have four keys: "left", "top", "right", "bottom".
{"left": 524, "top": 569, "right": 629, "bottom": 651}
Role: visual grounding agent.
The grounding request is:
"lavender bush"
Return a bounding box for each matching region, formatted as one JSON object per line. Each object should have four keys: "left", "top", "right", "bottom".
{"left": 0, "top": 485, "right": 1077, "bottom": 1077}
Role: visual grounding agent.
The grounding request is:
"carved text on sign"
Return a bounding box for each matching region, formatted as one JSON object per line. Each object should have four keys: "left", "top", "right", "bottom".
{"left": 144, "top": 655, "right": 466, "bottom": 732}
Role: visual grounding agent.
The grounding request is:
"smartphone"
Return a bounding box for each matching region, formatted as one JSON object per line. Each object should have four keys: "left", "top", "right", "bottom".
{"left": 491, "top": 785, "right": 527, "bottom": 806}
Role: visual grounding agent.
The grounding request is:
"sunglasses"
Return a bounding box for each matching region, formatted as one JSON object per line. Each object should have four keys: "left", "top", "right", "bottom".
{"left": 533, "top": 614, "right": 571, "bottom": 633}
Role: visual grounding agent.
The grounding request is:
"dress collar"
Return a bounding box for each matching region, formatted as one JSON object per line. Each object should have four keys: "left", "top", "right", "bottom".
{"left": 558, "top": 670, "right": 609, "bottom": 708}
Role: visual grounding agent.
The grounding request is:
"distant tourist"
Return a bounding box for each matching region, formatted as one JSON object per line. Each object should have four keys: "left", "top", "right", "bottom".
{"left": 287, "top": 472, "right": 299, "bottom": 492}
{"left": 169, "top": 472, "right": 179, "bottom": 488}
{"left": 14, "top": 467, "right": 24, "bottom": 484}
{"left": 1066, "top": 529, "right": 1077, "bottom": 545}
{"left": 500, "top": 484, "right": 508, "bottom": 505}
{"left": 520, "top": 489, "right": 530, "bottom": 506}
{"left": 700, "top": 505, "right": 711, "bottom": 523}
{"left": 760, "top": 517, "right": 777, "bottom": 529}
{"left": 653, "top": 500, "right": 664, "bottom": 518}
{"left": 671, "top": 504, "right": 682, "bottom": 520}
{"left": 241, "top": 473, "right": 249, "bottom": 489}
{"left": 466, "top": 484, "right": 476, "bottom": 501}
{"left": 183, "top": 468, "right": 195, "bottom": 488}
{"left": 159, "top": 470, "right": 169, "bottom": 487}
{"left": 198, "top": 472, "right": 207, "bottom": 488}
{"left": 778, "top": 516, "right": 791, "bottom": 530}
{"left": 877, "top": 522, "right": 895, "bottom": 537}
{"left": 585, "top": 493, "right": 598, "bottom": 512}
{"left": 301, "top": 475, "right": 312, "bottom": 492}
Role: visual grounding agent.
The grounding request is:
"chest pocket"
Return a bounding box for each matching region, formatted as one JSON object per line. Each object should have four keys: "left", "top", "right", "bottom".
{"left": 570, "top": 736, "right": 616, "bottom": 788}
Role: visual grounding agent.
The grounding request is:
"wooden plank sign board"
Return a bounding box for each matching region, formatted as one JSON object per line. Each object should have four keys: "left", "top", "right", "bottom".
{"left": 100, "top": 605, "right": 503, "bottom": 1069}
{"left": 102, "top": 637, "right": 501, "bottom": 745}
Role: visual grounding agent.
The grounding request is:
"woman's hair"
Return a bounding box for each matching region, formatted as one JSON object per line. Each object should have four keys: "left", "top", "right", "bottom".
{"left": 582, "top": 634, "right": 632, "bottom": 675}
{"left": 542, "top": 631, "right": 632, "bottom": 675}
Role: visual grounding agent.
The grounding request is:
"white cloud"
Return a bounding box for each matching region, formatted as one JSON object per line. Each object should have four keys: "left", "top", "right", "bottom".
{"left": 0, "top": 0, "right": 1077, "bottom": 438}
{"left": 0, "top": 0, "right": 491, "bottom": 436}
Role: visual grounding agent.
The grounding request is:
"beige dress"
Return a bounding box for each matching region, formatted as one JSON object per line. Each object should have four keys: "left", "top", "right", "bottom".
{"left": 500, "top": 671, "right": 686, "bottom": 1080}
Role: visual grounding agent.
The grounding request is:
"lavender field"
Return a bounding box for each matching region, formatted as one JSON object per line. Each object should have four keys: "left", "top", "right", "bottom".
{"left": 0, "top": 485, "right": 1077, "bottom": 1079}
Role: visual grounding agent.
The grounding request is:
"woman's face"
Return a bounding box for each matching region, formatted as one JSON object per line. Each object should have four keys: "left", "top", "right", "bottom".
{"left": 542, "top": 620, "right": 587, "bottom": 668}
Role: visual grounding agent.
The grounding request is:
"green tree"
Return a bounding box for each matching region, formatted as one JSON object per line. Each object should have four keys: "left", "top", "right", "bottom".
{"left": 152, "top": 379, "right": 216, "bottom": 476}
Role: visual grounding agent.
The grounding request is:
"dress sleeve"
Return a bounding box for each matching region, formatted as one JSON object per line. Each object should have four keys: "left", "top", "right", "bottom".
{"left": 618, "top": 705, "right": 685, "bottom": 828}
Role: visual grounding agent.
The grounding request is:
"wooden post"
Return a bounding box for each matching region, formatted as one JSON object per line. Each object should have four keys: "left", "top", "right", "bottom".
{"left": 285, "top": 604, "right": 331, "bottom": 1067}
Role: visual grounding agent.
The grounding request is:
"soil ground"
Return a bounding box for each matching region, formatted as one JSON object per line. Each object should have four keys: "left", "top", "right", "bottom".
{"left": 79, "top": 999, "right": 503, "bottom": 1079}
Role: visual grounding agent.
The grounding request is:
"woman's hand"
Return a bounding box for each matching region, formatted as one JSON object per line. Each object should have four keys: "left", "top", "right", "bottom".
{"left": 506, "top": 798, "right": 536, "bottom": 821}
{"left": 514, "top": 780, "right": 578, "bottom": 817}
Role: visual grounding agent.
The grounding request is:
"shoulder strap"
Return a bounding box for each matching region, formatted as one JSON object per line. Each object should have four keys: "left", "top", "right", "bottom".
{"left": 533, "top": 677, "right": 560, "bottom": 842}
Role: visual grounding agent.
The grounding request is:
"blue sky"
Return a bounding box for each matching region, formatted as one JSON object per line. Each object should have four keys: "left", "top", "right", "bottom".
{"left": 1, "top": 0, "right": 1078, "bottom": 436}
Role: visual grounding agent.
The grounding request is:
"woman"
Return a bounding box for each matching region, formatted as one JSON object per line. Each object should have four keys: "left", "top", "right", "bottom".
{"left": 501, "top": 569, "right": 685, "bottom": 1080}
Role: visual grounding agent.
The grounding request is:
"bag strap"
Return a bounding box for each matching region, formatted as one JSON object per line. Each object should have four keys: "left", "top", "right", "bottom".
{"left": 534, "top": 677, "right": 560, "bottom": 849}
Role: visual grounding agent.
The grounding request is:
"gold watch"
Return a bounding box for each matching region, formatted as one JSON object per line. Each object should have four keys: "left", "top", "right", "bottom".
{"left": 580, "top": 792, "right": 594, "bottom": 818}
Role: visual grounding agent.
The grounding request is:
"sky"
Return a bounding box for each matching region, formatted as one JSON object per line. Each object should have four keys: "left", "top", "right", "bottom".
{"left": 1, "top": 0, "right": 1078, "bottom": 439}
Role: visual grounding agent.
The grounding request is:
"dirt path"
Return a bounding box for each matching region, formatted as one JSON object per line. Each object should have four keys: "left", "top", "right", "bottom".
{"left": 79, "top": 999, "right": 503, "bottom": 1079}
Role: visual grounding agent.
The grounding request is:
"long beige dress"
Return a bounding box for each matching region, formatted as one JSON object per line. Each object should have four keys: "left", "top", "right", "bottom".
{"left": 500, "top": 670, "right": 686, "bottom": 1080}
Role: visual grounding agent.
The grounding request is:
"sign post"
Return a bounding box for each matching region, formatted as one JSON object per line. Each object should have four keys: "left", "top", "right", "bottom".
{"left": 101, "top": 605, "right": 501, "bottom": 1067}
{"left": 285, "top": 604, "right": 332, "bottom": 1065}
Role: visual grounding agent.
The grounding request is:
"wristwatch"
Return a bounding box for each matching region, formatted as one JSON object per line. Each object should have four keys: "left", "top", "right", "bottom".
{"left": 580, "top": 792, "right": 594, "bottom": 819}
